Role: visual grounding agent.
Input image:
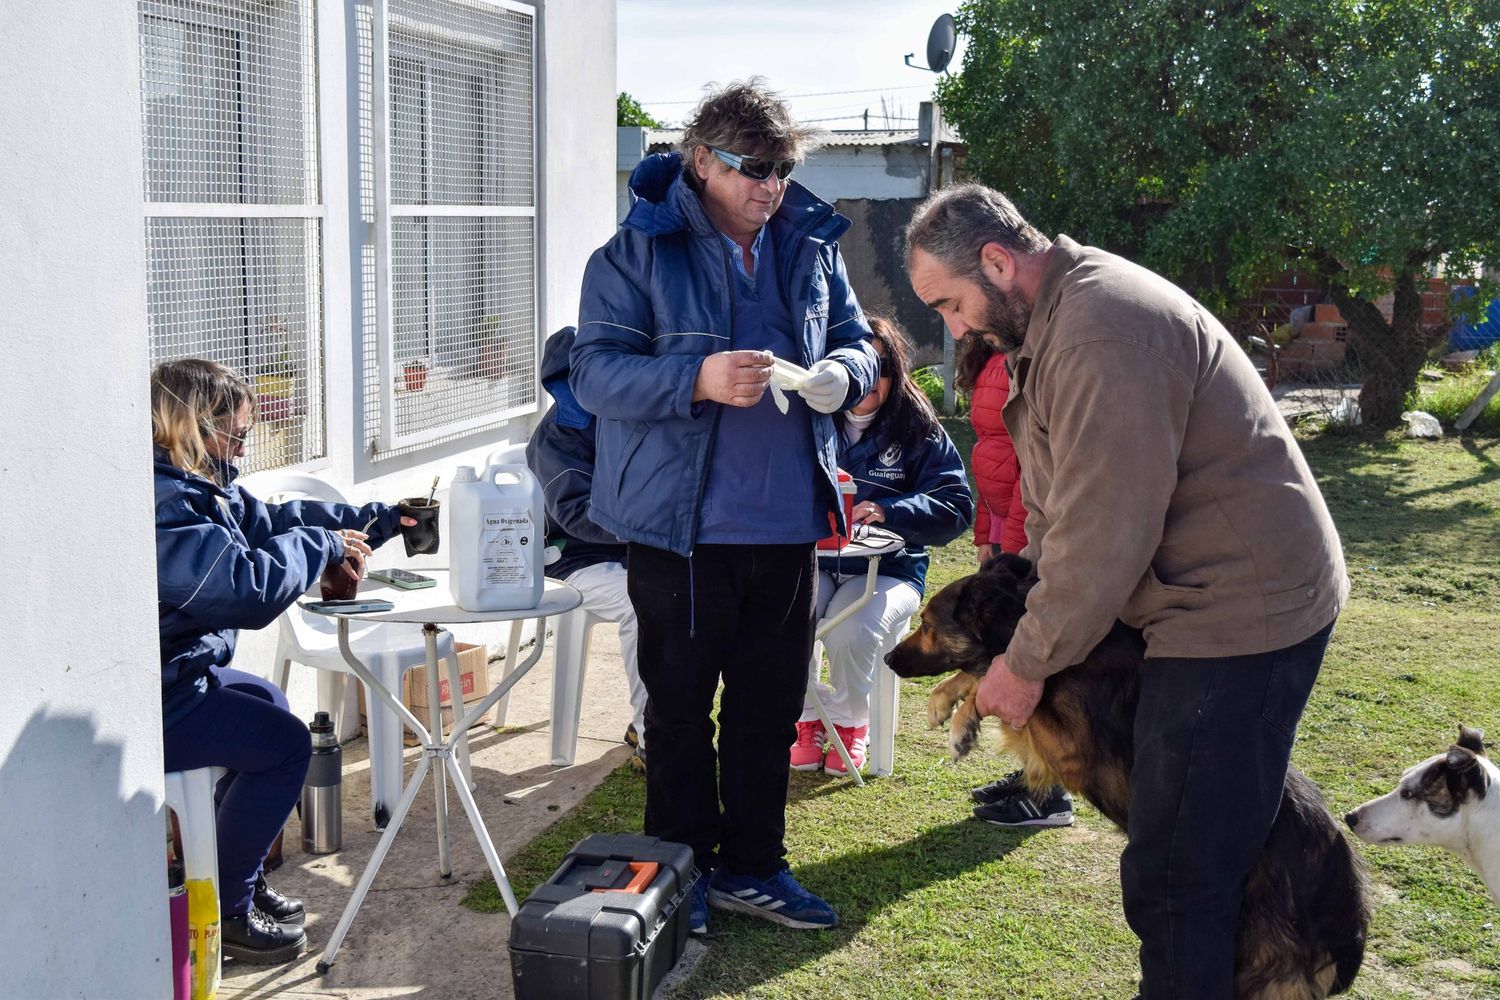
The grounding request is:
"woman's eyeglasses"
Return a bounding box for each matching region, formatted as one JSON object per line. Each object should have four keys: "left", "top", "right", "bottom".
{"left": 878, "top": 358, "right": 894, "bottom": 378}
{"left": 711, "top": 147, "right": 796, "bottom": 182}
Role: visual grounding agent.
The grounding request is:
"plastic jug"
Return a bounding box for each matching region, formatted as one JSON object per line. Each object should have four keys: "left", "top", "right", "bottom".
{"left": 449, "top": 462, "right": 545, "bottom": 612}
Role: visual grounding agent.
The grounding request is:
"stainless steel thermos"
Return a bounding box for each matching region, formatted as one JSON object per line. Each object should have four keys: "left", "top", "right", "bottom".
{"left": 301, "top": 711, "right": 343, "bottom": 854}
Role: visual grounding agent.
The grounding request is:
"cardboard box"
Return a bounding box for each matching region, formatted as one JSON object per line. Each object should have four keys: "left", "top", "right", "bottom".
{"left": 359, "top": 641, "right": 495, "bottom": 746}
{"left": 1314, "top": 303, "right": 1344, "bottom": 324}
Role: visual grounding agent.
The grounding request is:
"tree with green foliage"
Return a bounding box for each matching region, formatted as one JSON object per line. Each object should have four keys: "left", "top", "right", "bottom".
{"left": 939, "top": 0, "right": 1500, "bottom": 427}
{"left": 617, "top": 91, "right": 663, "bottom": 128}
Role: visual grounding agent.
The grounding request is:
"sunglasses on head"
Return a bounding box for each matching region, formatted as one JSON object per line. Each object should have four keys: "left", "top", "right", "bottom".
{"left": 710, "top": 146, "right": 796, "bottom": 182}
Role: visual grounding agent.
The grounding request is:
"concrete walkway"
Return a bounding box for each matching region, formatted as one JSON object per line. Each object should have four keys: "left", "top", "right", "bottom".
{"left": 218, "top": 623, "right": 681, "bottom": 999}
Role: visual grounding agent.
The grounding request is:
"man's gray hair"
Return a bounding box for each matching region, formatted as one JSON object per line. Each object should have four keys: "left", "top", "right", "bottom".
{"left": 680, "top": 77, "right": 822, "bottom": 177}
{"left": 904, "top": 184, "right": 1051, "bottom": 277}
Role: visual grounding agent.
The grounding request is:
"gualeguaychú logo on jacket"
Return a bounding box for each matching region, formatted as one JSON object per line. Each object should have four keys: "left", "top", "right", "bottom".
{"left": 868, "top": 442, "right": 904, "bottom": 482}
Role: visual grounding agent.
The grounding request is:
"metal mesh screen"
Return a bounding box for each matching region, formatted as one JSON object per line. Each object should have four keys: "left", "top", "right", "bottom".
{"left": 375, "top": 0, "right": 536, "bottom": 449}
{"left": 140, "top": 1, "right": 318, "bottom": 204}
{"left": 139, "top": 0, "right": 325, "bottom": 472}
{"left": 145, "top": 218, "right": 327, "bottom": 466}
{"left": 391, "top": 217, "right": 535, "bottom": 434}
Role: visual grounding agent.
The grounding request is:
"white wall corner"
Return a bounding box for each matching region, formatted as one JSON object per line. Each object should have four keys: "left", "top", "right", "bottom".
{"left": 0, "top": 5, "right": 171, "bottom": 998}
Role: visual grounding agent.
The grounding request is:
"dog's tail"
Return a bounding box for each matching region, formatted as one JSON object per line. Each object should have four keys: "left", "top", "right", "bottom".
{"left": 1288, "top": 769, "right": 1372, "bottom": 996}
{"left": 1322, "top": 829, "right": 1371, "bottom": 995}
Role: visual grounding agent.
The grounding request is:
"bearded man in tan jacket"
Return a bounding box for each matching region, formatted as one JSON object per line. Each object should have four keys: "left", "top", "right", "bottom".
{"left": 905, "top": 184, "right": 1347, "bottom": 1000}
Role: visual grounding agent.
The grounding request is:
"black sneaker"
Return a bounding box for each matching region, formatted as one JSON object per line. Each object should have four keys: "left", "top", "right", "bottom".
{"left": 972, "top": 786, "right": 1075, "bottom": 827}
{"left": 222, "top": 906, "right": 306, "bottom": 964}
{"left": 624, "top": 723, "right": 640, "bottom": 748}
{"left": 971, "top": 769, "right": 1028, "bottom": 806}
{"left": 253, "top": 874, "right": 305, "bottom": 925}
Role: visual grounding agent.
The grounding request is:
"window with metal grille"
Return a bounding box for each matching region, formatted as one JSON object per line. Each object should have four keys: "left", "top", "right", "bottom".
{"left": 139, "top": 0, "right": 325, "bottom": 472}
{"left": 370, "top": 0, "right": 536, "bottom": 452}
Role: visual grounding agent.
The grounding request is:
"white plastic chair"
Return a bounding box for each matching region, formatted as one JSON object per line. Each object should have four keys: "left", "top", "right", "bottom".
{"left": 544, "top": 607, "right": 611, "bottom": 766}
{"left": 483, "top": 443, "right": 604, "bottom": 765}
{"left": 164, "top": 766, "right": 227, "bottom": 999}
{"left": 238, "top": 471, "right": 471, "bottom": 829}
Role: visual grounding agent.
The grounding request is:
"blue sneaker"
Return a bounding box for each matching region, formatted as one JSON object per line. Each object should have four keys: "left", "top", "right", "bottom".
{"left": 707, "top": 867, "right": 839, "bottom": 929}
{"left": 688, "top": 877, "right": 709, "bottom": 936}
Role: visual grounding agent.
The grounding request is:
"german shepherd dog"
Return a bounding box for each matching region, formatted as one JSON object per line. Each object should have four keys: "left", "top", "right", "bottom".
{"left": 886, "top": 554, "right": 1370, "bottom": 999}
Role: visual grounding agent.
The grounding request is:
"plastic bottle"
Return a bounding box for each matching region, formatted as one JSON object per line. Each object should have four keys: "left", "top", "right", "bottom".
{"left": 185, "top": 873, "right": 220, "bottom": 999}
{"left": 168, "top": 858, "right": 191, "bottom": 1000}
{"left": 448, "top": 462, "right": 544, "bottom": 611}
{"left": 301, "top": 711, "right": 343, "bottom": 854}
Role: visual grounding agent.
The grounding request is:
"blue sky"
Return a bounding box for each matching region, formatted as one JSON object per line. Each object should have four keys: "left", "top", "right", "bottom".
{"left": 617, "top": 0, "right": 963, "bottom": 129}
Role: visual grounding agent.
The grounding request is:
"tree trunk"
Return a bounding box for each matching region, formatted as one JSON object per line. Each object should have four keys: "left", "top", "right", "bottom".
{"left": 1329, "top": 272, "right": 1428, "bottom": 429}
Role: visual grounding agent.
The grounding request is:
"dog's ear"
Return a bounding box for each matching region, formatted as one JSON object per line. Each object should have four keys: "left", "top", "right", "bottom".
{"left": 1445, "top": 746, "right": 1489, "bottom": 802}
{"left": 1457, "top": 725, "right": 1486, "bottom": 756}
{"left": 952, "top": 571, "right": 1025, "bottom": 657}
{"left": 987, "top": 552, "right": 1033, "bottom": 581}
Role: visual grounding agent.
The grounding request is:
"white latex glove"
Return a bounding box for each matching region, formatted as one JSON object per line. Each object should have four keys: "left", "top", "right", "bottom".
{"left": 797, "top": 359, "right": 851, "bottom": 414}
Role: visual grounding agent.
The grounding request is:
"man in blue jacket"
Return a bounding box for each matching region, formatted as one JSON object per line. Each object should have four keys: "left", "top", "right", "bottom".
{"left": 526, "top": 326, "right": 647, "bottom": 768}
{"left": 570, "top": 79, "right": 878, "bottom": 936}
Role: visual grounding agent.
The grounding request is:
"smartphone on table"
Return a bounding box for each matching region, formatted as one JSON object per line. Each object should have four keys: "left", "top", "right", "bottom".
{"left": 300, "top": 598, "right": 396, "bottom": 615}
{"left": 367, "top": 567, "right": 437, "bottom": 590}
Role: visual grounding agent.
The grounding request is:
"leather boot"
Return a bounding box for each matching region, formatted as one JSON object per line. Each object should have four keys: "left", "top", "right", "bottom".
{"left": 253, "top": 874, "right": 305, "bottom": 925}
{"left": 221, "top": 906, "right": 305, "bottom": 964}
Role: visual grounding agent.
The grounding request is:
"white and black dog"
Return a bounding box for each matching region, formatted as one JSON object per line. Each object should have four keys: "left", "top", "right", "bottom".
{"left": 1344, "top": 725, "right": 1500, "bottom": 903}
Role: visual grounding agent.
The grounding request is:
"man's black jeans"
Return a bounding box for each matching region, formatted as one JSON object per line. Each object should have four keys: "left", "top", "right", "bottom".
{"left": 1121, "top": 619, "right": 1335, "bottom": 999}
{"left": 627, "top": 541, "right": 816, "bottom": 878}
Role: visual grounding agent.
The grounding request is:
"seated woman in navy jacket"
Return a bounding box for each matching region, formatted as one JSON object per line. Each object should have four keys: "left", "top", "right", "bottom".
{"left": 792, "top": 317, "right": 973, "bottom": 774}
{"left": 152, "top": 358, "right": 408, "bottom": 964}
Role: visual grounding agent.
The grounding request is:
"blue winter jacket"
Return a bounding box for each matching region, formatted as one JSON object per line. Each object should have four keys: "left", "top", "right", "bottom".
{"left": 569, "top": 152, "right": 879, "bottom": 556}
{"left": 820, "top": 419, "right": 974, "bottom": 593}
{"left": 154, "top": 449, "right": 402, "bottom": 728}
{"left": 526, "top": 325, "right": 628, "bottom": 580}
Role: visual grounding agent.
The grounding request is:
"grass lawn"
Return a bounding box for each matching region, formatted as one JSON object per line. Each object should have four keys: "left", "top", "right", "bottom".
{"left": 468, "top": 424, "right": 1500, "bottom": 999}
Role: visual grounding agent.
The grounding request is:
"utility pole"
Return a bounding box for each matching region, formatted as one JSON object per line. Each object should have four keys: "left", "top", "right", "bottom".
{"left": 929, "top": 100, "right": 956, "bottom": 416}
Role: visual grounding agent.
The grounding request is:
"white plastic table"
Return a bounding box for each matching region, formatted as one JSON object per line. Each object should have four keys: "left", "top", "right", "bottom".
{"left": 809, "top": 526, "right": 905, "bottom": 785}
{"left": 305, "top": 571, "right": 582, "bottom": 972}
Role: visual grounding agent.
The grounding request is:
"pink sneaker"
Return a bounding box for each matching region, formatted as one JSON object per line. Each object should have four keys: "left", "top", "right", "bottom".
{"left": 790, "top": 721, "right": 827, "bottom": 771}
{"left": 824, "top": 724, "right": 869, "bottom": 775}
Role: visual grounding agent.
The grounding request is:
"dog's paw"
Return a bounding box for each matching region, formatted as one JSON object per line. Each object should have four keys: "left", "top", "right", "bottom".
{"left": 927, "top": 672, "right": 976, "bottom": 730}
{"left": 949, "top": 694, "right": 983, "bottom": 760}
{"left": 927, "top": 691, "right": 957, "bottom": 730}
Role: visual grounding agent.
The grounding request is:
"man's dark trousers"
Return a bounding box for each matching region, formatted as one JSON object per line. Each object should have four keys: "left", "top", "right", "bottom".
{"left": 1121, "top": 619, "right": 1335, "bottom": 999}
{"left": 627, "top": 542, "right": 816, "bottom": 878}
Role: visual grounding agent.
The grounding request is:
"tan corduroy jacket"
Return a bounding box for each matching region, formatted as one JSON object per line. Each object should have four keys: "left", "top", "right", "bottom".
{"left": 1002, "top": 236, "right": 1348, "bottom": 680}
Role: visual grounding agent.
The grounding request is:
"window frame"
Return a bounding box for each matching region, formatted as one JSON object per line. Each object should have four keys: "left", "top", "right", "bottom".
{"left": 371, "top": 0, "right": 538, "bottom": 452}
{"left": 140, "top": 0, "right": 329, "bottom": 473}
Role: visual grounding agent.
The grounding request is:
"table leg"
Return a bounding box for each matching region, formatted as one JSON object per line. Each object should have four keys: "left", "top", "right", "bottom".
{"left": 317, "top": 755, "right": 432, "bottom": 973}
{"left": 423, "top": 624, "right": 452, "bottom": 878}
{"left": 443, "top": 752, "right": 521, "bottom": 916}
{"left": 443, "top": 644, "right": 476, "bottom": 792}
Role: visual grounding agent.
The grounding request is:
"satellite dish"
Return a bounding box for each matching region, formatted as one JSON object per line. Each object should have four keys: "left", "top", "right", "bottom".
{"left": 904, "top": 13, "right": 957, "bottom": 73}
{"left": 927, "top": 14, "right": 956, "bottom": 74}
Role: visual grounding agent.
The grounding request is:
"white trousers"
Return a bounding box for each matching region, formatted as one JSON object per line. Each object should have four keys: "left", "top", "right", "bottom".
{"left": 562, "top": 561, "right": 647, "bottom": 743}
{"left": 800, "top": 570, "right": 921, "bottom": 729}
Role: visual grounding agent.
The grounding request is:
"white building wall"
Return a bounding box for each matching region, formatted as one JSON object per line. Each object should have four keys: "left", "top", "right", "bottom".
{"left": 0, "top": 5, "right": 171, "bottom": 998}
{"left": 793, "top": 144, "right": 930, "bottom": 201}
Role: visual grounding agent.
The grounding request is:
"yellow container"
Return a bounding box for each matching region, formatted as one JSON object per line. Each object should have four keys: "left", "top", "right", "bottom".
{"left": 185, "top": 877, "right": 221, "bottom": 999}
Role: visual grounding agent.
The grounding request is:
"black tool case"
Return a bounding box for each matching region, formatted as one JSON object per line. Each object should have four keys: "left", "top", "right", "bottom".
{"left": 509, "top": 833, "right": 697, "bottom": 1000}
